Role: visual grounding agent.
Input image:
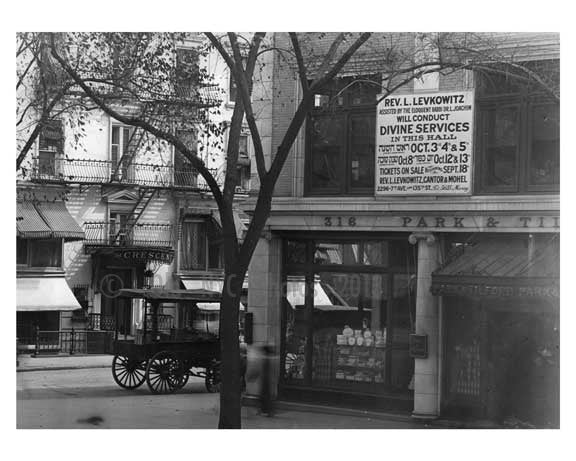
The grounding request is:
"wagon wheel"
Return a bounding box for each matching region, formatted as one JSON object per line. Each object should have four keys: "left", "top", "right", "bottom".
{"left": 112, "top": 355, "right": 147, "bottom": 389}
{"left": 205, "top": 360, "right": 222, "bottom": 393}
{"left": 170, "top": 359, "right": 190, "bottom": 390}
{"left": 146, "top": 351, "right": 186, "bottom": 394}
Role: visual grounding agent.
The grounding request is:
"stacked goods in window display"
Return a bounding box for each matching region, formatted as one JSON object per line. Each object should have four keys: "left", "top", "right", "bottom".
{"left": 334, "top": 326, "right": 387, "bottom": 384}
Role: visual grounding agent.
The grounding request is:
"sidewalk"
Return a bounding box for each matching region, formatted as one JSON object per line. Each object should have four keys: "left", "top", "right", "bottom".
{"left": 17, "top": 353, "right": 113, "bottom": 372}
{"left": 16, "top": 353, "right": 498, "bottom": 429}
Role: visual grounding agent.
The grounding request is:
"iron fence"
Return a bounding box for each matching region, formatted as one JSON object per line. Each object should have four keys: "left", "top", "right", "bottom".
{"left": 26, "top": 157, "right": 221, "bottom": 191}
{"left": 17, "top": 329, "right": 114, "bottom": 355}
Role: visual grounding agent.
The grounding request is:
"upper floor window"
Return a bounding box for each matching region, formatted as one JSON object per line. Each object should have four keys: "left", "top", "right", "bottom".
{"left": 175, "top": 48, "right": 200, "bottom": 97}
{"left": 236, "top": 134, "right": 251, "bottom": 191}
{"left": 17, "top": 238, "right": 62, "bottom": 268}
{"left": 228, "top": 56, "right": 247, "bottom": 104}
{"left": 37, "top": 120, "right": 63, "bottom": 178}
{"left": 180, "top": 219, "right": 223, "bottom": 271}
{"left": 174, "top": 129, "right": 198, "bottom": 187}
{"left": 476, "top": 60, "right": 559, "bottom": 194}
{"left": 110, "top": 125, "right": 134, "bottom": 180}
{"left": 305, "top": 76, "right": 380, "bottom": 195}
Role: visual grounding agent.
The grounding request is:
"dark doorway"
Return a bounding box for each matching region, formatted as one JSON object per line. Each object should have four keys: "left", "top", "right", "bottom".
{"left": 101, "top": 268, "right": 133, "bottom": 336}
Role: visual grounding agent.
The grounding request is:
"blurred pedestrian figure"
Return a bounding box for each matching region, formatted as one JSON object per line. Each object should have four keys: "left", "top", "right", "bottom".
{"left": 259, "top": 344, "right": 275, "bottom": 416}
{"left": 247, "top": 344, "right": 276, "bottom": 416}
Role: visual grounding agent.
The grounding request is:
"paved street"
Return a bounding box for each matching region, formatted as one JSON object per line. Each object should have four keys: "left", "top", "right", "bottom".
{"left": 17, "top": 366, "right": 424, "bottom": 429}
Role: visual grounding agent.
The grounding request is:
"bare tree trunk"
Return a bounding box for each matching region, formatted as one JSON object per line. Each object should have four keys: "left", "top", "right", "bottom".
{"left": 217, "top": 269, "right": 245, "bottom": 429}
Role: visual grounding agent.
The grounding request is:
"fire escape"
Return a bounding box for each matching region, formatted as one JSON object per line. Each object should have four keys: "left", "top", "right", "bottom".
{"left": 108, "top": 128, "right": 157, "bottom": 246}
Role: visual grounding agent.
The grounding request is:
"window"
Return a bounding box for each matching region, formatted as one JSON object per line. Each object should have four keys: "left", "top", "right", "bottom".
{"left": 109, "top": 212, "right": 130, "bottom": 245}
{"left": 282, "top": 237, "right": 417, "bottom": 392}
{"left": 180, "top": 219, "right": 223, "bottom": 271}
{"left": 110, "top": 125, "right": 133, "bottom": 180}
{"left": 476, "top": 60, "right": 559, "bottom": 194}
{"left": 175, "top": 48, "right": 200, "bottom": 97}
{"left": 228, "top": 57, "right": 247, "bottom": 104}
{"left": 236, "top": 134, "right": 251, "bottom": 191}
{"left": 174, "top": 130, "right": 198, "bottom": 187}
{"left": 17, "top": 238, "right": 62, "bottom": 268}
{"left": 229, "top": 69, "right": 238, "bottom": 103}
{"left": 306, "top": 76, "right": 380, "bottom": 195}
{"left": 37, "top": 120, "right": 63, "bottom": 178}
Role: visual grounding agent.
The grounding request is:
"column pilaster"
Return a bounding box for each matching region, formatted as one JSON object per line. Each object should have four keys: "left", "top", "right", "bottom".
{"left": 409, "top": 232, "right": 441, "bottom": 420}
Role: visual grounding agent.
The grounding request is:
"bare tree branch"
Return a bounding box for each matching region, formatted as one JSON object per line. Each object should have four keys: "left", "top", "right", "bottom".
{"left": 49, "top": 36, "right": 224, "bottom": 204}
{"left": 289, "top": 33, "right": 309, "bottom": 94}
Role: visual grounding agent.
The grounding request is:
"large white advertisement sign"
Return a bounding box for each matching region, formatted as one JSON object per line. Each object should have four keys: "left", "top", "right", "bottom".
{"left": 375, "top": 91, "right": 474, "bottom": 195}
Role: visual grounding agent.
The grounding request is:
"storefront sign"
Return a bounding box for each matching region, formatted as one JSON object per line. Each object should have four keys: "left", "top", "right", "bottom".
{"left": 300, "top": 214, "right": 560, "bottom": 232}
{"left": 119, "top": 249, "right": 174, "bottom": 263}
{"left": 376, "top": 91, "right": 474, "bottom": 195}
{"left": 409, "top": 334, "right": 428, "bottom": 359}
{"left": 432, "top": 283, "right": 559, "bottom": 298}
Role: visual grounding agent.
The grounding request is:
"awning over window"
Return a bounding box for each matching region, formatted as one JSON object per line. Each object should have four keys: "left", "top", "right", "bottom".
{"left": 431, "top": 238, "right": 559, "bottom": 298}
{"left": 17, "top": 277, "right": 82, "bottom": 312}
{"left": 17, "top": 201, "right": 84, "bottom": 241}
{"left": 34, "top": 201, "right": 85, "bottom": 241}
{"left": 210, "top": 209, "right": 249, "bottom": 241}
{"left": 17, "top": 201, "right": 52, "bottom": 239}
{"left": 180, "top": 278, "right": 249, "bottom": 292}
{"left": 179, "top": 279, "right": 247, "bottom": 311}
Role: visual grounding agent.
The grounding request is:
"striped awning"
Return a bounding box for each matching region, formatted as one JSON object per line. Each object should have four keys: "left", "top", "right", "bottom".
{"left": 17, "top": 201, "right": 52, "bottom": 239}
{"left": 17, "top": 201, "right": 84, "bottom": 241}
{"left": 17, "top": 276, "right": 82, "bottom": 312}
{"left": 34, "top": 201, "right": 84, "bottom": 241}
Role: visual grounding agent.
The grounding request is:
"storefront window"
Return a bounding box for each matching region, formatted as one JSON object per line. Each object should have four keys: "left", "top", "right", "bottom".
{"left": 282, "top": 237, "right": 416, "bottom": 395}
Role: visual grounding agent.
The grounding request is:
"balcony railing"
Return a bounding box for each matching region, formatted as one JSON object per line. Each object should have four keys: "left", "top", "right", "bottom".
{"left": 84, "top": 222, "right": 174, "bottom": 247}
{"left": 26, "top": 157, "right": 222, "bottom": 191}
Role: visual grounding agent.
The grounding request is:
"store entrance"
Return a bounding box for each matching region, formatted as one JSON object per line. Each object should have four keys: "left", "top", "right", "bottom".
{"left": 443, "top": 297, "right": 560, "bottom": 427}
{"left": 101, "top": 268, "right": 133, "bottom": 336}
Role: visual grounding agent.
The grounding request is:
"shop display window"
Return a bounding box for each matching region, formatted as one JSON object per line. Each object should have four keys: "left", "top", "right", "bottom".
{"left": 282, "top": 237, "right": 416, "bottom": 395}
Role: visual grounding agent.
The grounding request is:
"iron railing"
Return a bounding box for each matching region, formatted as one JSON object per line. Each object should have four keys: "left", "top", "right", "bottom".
{"left": 17, "top": 329, "right": 114, "bottom": 355}
{"left": 26, "top": 157, "right": 222, "bottom": 191}
{"left": 83, "top": 222, "right": 174, "bottom": 247}
{"left": 88, "top": 313, "right": 116, "bottom": 331}
{"left": 88, "top": 313, "right": 174, "bottom": 332}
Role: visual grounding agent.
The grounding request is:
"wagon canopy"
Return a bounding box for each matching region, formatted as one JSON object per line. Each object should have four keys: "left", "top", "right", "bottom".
{"left": 117, "top": 288, "right": 221, "bottom": 303}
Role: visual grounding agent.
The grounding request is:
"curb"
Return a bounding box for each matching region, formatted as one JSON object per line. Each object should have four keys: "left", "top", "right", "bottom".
{"left": 17, "top": 364, "right": 111, "bottom": 373}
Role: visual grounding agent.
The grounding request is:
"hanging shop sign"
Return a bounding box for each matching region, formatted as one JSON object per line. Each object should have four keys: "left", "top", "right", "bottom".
{"left": 375, "top": 91, "right": 474, "bottom": 195}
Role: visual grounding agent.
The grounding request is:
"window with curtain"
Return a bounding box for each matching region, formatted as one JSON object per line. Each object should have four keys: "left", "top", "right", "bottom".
{"left": 180, "top": 219, "right": 223, "bottom": 271}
